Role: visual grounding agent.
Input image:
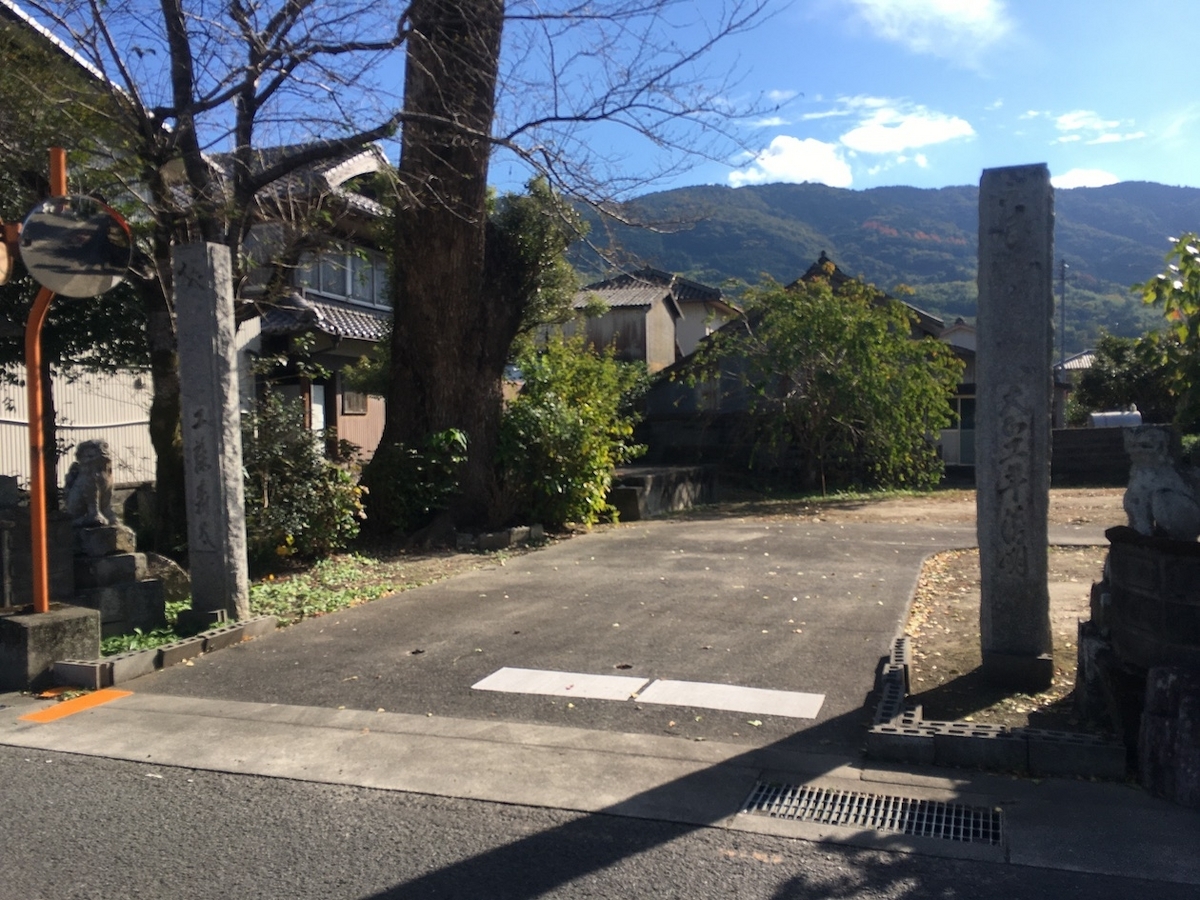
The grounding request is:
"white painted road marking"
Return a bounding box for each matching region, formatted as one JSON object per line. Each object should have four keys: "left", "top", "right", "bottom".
{"left": 471, "top": 668, "right": 825, "bottom": 719}
{"left": 636, "top": 679, "right": 824, "bottom": 719}
{"left": 471, "top": 667, "right": 650, "bottom": 700}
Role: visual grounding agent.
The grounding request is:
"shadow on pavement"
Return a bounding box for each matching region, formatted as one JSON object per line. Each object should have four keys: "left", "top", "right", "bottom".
{"left": 358, "top": 677, "right": 923, "bottom": 900}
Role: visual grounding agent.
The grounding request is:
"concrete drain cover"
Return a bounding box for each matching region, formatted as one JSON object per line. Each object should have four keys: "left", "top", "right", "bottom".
{"left": 741, "top": 782, "right": 1003, "bottom": 845}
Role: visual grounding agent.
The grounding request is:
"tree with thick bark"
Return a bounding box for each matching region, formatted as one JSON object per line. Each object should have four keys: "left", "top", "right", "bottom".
{"left": 368, "top": 0, "right": 769, "bottom": 531}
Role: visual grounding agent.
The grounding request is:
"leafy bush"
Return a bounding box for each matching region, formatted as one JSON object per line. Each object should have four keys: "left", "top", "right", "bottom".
{"left": 497, "top": 333, "right": 648, "bottom": 528}
{"left": 360, "top": 428, "right": 468, "bottom": 534}
{"left": 1067, "top": 331, "right": 1178, "bottom": 426}
{"left": 692, "top": 275, "right": 963, "bottom": 493}
{"left": 242, "top": 390, "right": 365, "bottom": 563}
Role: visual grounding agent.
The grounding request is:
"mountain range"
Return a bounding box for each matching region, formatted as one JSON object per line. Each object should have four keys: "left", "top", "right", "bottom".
{"left": 573, "top": 181, "right": 1200, "bottom": 354}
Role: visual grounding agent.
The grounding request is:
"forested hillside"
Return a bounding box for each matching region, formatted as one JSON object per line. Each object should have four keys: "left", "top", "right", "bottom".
{"left": 573, "top": 181, "right": 1200, "bottom": 354}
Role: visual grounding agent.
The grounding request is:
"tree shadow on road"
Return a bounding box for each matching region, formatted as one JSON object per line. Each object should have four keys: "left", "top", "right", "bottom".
{"left": 357, "top": 674, "right": 976, "bottom": 900}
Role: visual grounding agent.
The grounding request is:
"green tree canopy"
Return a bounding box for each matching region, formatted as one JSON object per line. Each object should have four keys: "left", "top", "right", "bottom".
{"left": 1068, "top": 331, "right": 1179, "bottom": 426}
{"left": 695, "top": 275, "right": 964, "bottom": 493}
{"left": 1138, "top": 233, "right": 1200, "bottom": 430}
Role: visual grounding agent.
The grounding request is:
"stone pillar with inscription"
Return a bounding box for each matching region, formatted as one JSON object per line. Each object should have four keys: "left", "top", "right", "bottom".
{"left": 976, "top": 164, "right": 1054, "bottom": 691}
{"left": 172, "top": 243, "right": 250, "bottom": 624}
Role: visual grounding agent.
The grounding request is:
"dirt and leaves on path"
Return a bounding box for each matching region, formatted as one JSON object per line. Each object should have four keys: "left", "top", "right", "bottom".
{"left": 905, "top": 545, "right": 1112, "bottom": 734}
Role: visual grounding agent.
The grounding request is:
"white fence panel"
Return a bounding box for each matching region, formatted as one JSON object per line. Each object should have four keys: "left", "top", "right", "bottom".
{"left": 0, "top": 367, "right": 156, "bottom": 488}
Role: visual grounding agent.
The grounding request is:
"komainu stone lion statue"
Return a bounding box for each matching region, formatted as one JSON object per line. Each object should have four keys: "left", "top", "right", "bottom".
{"left": 1123, "top": 426, "right": 1200, "bottom": 542}
{"left": 64, "top": 439, "right": 117, "bottom": 528}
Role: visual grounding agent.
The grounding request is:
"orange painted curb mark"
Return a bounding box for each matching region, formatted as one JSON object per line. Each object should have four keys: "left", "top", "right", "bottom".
{"left": 20, "top": 689, "right": 133, "bottom": 723}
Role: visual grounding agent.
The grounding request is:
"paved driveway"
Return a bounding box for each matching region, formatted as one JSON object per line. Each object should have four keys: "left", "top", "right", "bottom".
{"left": 139, "top": 518, "right": 984, "bottom": 753}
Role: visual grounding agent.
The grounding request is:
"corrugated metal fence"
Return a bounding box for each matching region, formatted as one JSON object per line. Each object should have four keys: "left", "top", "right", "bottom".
{"left": 0, "top": 367, "right": 156, "bottom": 488}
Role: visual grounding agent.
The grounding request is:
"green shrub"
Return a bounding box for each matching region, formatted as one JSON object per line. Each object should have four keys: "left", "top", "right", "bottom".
{"left": 242, "top": 390, "right": 365, "bottom": 563}
{"left": 498, "top": 333, "right": 648, "bottom": 528}
{"left": 360, "top": 428, "right": 469, "bottom": 534}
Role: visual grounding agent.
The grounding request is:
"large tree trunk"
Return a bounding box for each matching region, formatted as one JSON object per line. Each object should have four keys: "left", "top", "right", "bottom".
{"left": 142, "top": 270, "right": 187, "bottom": 561}
{"left": 365, "top": 0, "right": 511, "bottom": 531}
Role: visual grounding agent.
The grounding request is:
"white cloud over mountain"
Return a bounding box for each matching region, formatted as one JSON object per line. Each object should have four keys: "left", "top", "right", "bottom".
{"left": 839, "top": 100, "right": 975, "bottom": 153}
{"left": 1051, "top": 168, "right": 1119, "bottom": 189}
{"left": 729, "top": 137, "right": 853, "bottom": 188}
{"left": 729, "top": 97, "right": 974, "bottom": 187}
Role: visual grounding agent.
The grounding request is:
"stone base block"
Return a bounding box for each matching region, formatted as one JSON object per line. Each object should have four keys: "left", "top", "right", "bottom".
{"left": 0, "top": 604, "right": 100, "bottom": 692}
{"left": 76, "top": 524, "right": 136, "bottom": 558}
{"left": 1140, "top": 667, "right": 1200, "bottom": 809}
{"left": 980, "top": 650, "right": 1055, "bottom": 692}
{"left": 75, "top": 553, "right": 147, "bottom": 589}
{"left": 73, "top": 579, "right": 165, "bottom": 639}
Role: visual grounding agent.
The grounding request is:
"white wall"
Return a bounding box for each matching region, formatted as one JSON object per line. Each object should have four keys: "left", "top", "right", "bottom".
{"left": 0, "top": 367, "right": 155, "bottom": 487}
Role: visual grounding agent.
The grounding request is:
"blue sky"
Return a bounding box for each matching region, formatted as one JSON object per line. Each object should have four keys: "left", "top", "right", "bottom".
{"left": 20, "top": 0, "right": 1193, "bottom": 196}
{"left": 652, "top": 0, "right": 1198, "bottom": 192}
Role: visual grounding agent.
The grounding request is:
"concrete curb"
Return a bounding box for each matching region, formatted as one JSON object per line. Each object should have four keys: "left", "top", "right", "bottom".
{"left": 52, "top": 615, "right": 278, "bottom": 689}
{"left": 865, "top": 635, "right": 1127, "bottom": 779}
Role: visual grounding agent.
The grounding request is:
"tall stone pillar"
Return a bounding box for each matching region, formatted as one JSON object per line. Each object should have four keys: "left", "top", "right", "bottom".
{"left": 172, "top": 243, "right": 250, "bottom": 624}
{"left": 976, "top": 164, "right": 1054, "bottom": 691}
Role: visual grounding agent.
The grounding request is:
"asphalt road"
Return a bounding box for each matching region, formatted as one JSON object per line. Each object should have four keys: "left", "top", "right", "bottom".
{"left": 136, "top": 519, "right": 982, "bottom": 754}
{"left": 3, "top": 745, "right": 1194, "bottom": 900}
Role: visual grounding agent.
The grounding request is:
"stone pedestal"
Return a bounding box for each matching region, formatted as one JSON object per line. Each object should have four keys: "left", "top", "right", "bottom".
{"left": 70, "top": 524, "right": 165, "bottom": 639}
{"left": 0, "top": 603, "right": 99, "bottom": 691}
{"left": 1140, "top": 667, "right": 1200, "bottom": 809}
{"left": 0, "top": 510, "right": 75, "bottom": 607}
{"left": 975, "top": 163, "right": 1055, "bottom": 690}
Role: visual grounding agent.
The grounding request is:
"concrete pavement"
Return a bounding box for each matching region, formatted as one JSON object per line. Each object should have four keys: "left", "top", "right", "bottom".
{"left": 3, "top": 515, "right": 1197, "bottom": 887}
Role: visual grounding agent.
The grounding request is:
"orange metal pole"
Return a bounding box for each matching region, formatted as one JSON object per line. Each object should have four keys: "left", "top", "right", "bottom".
{"left": 26, "top": 286, "right": 54, "bottom": 614}
{"left": 26, "top": 147, "right": 67, "bottom": 613}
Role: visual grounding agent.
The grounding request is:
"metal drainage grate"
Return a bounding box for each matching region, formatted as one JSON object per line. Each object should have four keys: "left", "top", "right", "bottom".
{"left": 741, "top": 782, "right": 1003, "bottom": 846}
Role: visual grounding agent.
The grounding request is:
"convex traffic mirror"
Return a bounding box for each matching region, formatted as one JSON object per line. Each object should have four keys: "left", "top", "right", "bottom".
{"left": 20, "top": 195, "right": 132, "bottom": 297}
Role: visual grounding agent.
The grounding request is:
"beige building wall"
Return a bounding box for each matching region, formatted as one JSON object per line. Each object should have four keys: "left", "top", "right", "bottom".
{"left": 675, "top": 301, "right": 736, "bottom": 358}
{"left": 644, "top": 298, "right": 679, "bottom": 372}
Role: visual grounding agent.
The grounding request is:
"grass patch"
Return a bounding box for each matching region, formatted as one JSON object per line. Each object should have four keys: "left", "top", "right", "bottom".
{"left": 100, "top": 600, "right": 191, "bottom": 656}
{"left": 99, "top": 547, "right": 493, "bottom": 656}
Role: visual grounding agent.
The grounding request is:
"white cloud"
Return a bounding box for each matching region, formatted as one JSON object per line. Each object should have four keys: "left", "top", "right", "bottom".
{"left": 1087, "top": 131, "right": 1146, "bottom": 145}
{"left": 753, "top": 116, "right": 789, "bottom": 127}
{"left": 767, "top": 89, "right": 799, "bottom": 104}
{"left": 845, "top": 0, "right": 1013, "bottom": 64}
{"left": 1051, "top": 168, "right": 1119, "bottom": 189}
{"left": 802, "top": 109, "right": 854, "bottom": 121}
{"left": 728, "top": 136, "right": 853, "bottom": 188}
{"left": 839, "top": 102, "right": 975, "bottom": 154}
{"left": 1056, "top": 110, "right": 1119, "bottom": 132}
{"left": 1050, "top": 108, "right": 1145, "bottom": 147}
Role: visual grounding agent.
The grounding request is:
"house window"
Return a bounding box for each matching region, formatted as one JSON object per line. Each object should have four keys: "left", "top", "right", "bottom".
{"left": 298, "top": 247, "right": 391, "bottom": 308}
{"left": 342, "top": 390, "right": 368, "bottom": 415}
